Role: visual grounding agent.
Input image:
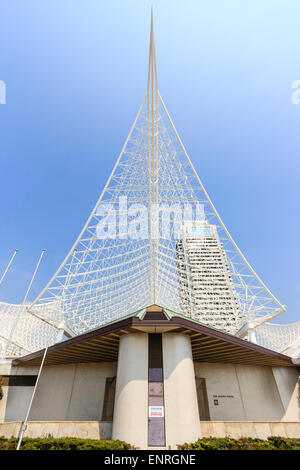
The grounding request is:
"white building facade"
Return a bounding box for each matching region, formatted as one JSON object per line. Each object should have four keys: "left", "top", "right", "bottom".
{"left": 0, "top": 306, "right": 299, "bottom": 449}
{"left": 177, "top": 221, "right": 243, "bottom": 333}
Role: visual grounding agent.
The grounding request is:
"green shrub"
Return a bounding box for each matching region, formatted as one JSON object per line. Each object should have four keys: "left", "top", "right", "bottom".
{"left": 0, "top": 436, "right": 133, "bottom": 450}
{"left": 177, "top": 436, "right": 300, "bottom": 450}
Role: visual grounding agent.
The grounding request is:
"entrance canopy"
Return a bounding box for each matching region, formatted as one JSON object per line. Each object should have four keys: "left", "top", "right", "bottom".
{"left": 13, "top": 306, "right": 294, "bottom": 368}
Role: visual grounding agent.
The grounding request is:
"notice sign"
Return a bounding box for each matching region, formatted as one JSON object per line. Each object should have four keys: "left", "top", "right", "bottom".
{"left": 149, "top": 406, "right": 164, "bottom": 418}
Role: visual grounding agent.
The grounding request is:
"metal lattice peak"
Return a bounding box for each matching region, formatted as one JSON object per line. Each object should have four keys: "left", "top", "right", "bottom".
{"left": 27, "top": 13, "right": 285, "bottom": 337}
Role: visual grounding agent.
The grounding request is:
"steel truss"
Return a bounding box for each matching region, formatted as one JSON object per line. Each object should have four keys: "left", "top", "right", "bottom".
{"left": 255, "top": 321, "right": 300, "bottom": 356}
{"left": 0, "top": 12, "right": 287, "bottom": 357}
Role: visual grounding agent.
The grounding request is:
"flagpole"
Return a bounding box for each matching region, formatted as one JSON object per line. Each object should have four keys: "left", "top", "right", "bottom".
{"left": 0, "top": 249, "right": 18, "bottom": 286}
{"left": 16, "top": 346, "right": 48, "bottom": 450}
{"left": 2, "top": 249, "right": 46, "bottom": 359}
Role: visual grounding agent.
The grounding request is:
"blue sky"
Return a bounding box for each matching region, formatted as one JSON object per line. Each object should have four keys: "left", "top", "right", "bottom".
{"left": 0, "top": 0, "right": 299, "bottom": 324}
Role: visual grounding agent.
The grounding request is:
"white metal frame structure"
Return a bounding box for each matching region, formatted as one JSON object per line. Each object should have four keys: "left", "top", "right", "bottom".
{"left": 255, "top": 321, "right": 300, "bottom": 356}
{"left": 0, "top": 250, "right": 64, "bottom": 360}
{"left": 0, "top": 12, "right": 287, "bottom": 356}
{"left": 0, "top": 302, "right": 59, "bottom": 358}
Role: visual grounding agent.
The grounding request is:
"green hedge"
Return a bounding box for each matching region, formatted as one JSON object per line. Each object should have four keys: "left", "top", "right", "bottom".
{"left": 1, "top": 435, "right": 299, "bottom": 451}
{"left": 0, "top": 436, "right": 133, "bottom": 450}
{"left": 178, "top": 436, "right": 300, "bottom": 450}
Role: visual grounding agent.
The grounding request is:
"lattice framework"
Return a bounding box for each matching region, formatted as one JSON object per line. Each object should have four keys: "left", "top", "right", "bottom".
{"left": 27, "top": 14, "right": 284, "bottom": 337}
{"left": 0, "top": 13, "right": 287, "bottom": 357}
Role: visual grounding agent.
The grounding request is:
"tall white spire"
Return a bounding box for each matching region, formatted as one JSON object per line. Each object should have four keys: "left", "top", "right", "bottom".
{"left": 19, "top": 10, "right": 285, "bottom": 344}
{"left": 147, "top": 9, "right": 159, "bottom": 303}
{"left": 147, "top": 8, "right": 158, "bottom": 94}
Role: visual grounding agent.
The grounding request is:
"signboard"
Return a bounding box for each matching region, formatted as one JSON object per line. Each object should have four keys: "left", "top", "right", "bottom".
{"left": 149, "top": 406, "right": 164, "bottom": 418}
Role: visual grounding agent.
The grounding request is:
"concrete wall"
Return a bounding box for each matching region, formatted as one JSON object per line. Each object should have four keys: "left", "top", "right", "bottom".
{"left": 0, "top": 420, "right": 299, "bottom": 441}
{"left": 194, "top": 362, "right": 299, "bottom": 422}
{"left": 1, "top": 356, "right": 299, "bottom": 447}
{"left": 0, "top": 421, "right": 112, "bottom": 440}
{"left": 200, "top": 421, "right": 300, "bottom": 439}
{"left": 4, "top": 362, "right": 117, "bottom": 422}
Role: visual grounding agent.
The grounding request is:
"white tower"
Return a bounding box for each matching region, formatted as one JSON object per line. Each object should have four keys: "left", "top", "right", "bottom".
{"left": 177, "top": 220, "right": 242, "bottom": 333}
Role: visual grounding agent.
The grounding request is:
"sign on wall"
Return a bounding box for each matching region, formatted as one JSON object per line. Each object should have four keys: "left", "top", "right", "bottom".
{"left": 149, "top": 406, "right": 164, "bottom": 418}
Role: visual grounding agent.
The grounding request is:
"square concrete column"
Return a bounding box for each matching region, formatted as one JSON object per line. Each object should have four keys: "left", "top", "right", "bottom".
{"left": 112, "top": 333, "right": 148, "bottom": 449}
{"left": 0, "top": 361, "right": 11, "bottom": 422}
{"left": 163, "top": 333, "right": 201, "bottom": 448}
{"left": 272, "top": 366, "right": 300, "bottom": 421}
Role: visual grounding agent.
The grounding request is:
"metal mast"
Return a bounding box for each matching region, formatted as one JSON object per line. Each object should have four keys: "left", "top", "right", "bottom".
{"left": 147, "top": 9, "right": 159, "bottom": 303}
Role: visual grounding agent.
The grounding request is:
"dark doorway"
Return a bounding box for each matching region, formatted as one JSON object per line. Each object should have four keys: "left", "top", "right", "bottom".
{"left": 102, "top": 376, "right": 116, "bottom": 421}
{"left": 196, "top": 377, "right": 210, "bottom": 421}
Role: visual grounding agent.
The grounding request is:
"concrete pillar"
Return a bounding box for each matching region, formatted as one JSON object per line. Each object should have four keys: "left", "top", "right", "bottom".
{"left": 163, "top": 333, "right": 201, "bottom": 448}
{"left": 272, "top": 366, "right": 300, "bottom": 421}
{"left": 112, "top": 333, "right": 148, "bottom": 449}
{"left": 246, "top": 322, "right": 257, "bottom": 344}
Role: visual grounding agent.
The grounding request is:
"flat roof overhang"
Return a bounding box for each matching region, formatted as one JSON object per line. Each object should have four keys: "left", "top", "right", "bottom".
{"left": 12, "top": 313, "right": 295, "bottom": 368}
